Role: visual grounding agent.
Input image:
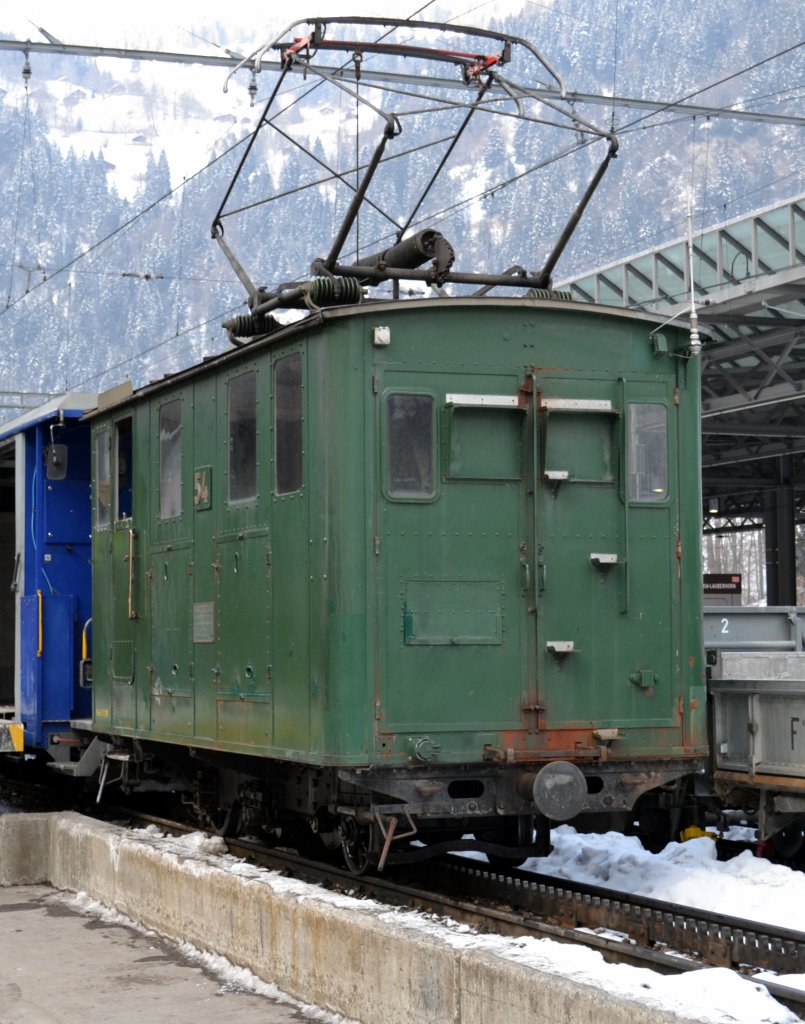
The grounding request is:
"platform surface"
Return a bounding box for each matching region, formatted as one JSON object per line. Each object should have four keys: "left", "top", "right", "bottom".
{"left": 0, "top": 884, "right": 315, "bottom": 1024}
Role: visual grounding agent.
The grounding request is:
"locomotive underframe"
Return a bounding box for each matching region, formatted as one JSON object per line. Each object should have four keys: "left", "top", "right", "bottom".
{"left": 338, "top": 759, "right": 706, "bottom": 822}
{"left": 90, "top": 732, "right": 705, "bottom": 865}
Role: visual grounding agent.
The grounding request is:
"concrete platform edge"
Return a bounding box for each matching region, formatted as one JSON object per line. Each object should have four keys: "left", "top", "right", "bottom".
{"left": 1, "top": 811, "right": 698, "bottom": 1024}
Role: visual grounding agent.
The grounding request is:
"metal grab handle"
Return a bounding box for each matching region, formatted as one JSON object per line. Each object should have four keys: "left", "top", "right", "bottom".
{"left": 127, "top": 529, "right": 136, "bottom": 620}
{"left": 10, "top": 552, "right": 20, "bottom": 593}
{"left": 37, "top": 589, "right": 43, "bottom": 658}
{"left": 82, "top": 618, "right": 92, "bottom": 660}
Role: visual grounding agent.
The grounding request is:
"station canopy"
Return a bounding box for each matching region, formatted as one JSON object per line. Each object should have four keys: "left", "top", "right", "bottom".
{"left": 561, "top": 195, "right": 805, "bottom": 532}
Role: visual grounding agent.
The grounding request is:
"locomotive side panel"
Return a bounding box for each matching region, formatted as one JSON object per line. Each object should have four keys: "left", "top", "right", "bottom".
{"left": 534, "top": 373, "right": 680, "bottom": 742}
{"left": 214, "top": 361, "right": 274, "bottom": 748}
{"left": 148, "top": 387, "right": 194, "bottom": 738}
{"left": 374, "top": 361, "right": 531, "bottom": 759}
{"left": 92, "top": 326, "right": 376, "bottom": 765}
{"left": 92, "top": 409, "right": 141, "bottom": 734}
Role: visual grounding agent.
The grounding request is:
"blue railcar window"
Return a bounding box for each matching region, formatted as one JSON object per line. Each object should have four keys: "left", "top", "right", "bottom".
{"left": 95, "top": 429, "right": 111, "bottom": 528}
{"left": 275, "top": 354, "right": 302, "bottom": 495}
{"left": 159, "top": 399, "right": 182, "bottom": 518}
{"left": 228, "top": 372, "right": 257, "bottom": 503}
{"left": 388, "top": 394, "right": 435, "bottom": 498}
{"left": 628, "top": 403, "right": 668, "bottom": 502}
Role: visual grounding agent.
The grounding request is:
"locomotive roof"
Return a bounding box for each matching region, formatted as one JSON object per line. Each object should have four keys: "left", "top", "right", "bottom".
{"left": 86, "top": 294, "right": 694, "bottom": 418}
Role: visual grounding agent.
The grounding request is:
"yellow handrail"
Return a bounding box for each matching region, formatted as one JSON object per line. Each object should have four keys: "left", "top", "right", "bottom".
{"left": 82, "top": 618, "right": 92, "bottom": 660}
{"left": 36, "top": 589, "right": 43, "bottom": 658}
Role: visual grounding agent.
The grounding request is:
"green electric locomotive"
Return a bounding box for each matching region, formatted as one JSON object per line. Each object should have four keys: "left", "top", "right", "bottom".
{"left": 89, "top": 296, "right": 707, "bottom": 868}
{"left": 85, "top": 19, "right": 707, "bottom": 869}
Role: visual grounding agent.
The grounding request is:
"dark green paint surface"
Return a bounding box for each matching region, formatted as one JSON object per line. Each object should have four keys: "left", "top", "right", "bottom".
{"left": 90, "top": 300, "right": 706, "bottom": 768}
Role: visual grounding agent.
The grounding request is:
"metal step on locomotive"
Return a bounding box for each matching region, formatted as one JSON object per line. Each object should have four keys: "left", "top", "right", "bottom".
{"left": 0, "top": 18, "right": 709, "bottom": 872}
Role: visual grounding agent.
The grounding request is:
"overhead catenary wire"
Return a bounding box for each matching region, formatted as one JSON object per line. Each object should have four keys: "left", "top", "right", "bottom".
{"left": 67, "top": 302, "right": 246, "bottom": 392}
{"left": 0, "top": 123, "right": 252, "bottom": 319}
{"left": 617, "top": 37, "right": 805, "bottom": 135}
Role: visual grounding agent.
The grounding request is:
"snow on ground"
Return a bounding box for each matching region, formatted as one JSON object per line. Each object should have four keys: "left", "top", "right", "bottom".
{"left": 522, "top": 825, "right": 805, "bottom": 934}
{"left": 66, "top": 823, "right": 803, "bottom": 1024}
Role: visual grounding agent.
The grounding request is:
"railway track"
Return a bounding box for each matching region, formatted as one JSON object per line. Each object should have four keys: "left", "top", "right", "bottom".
{"left": 3, "top": 781, "right": 804, "bottom": 1020}
{"left": 215, "top": 834, "right": 805, "bottom": 1019}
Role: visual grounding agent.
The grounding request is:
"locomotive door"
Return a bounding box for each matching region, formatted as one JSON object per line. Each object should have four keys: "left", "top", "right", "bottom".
{"left": 103, "top": 415, "right": 138, "bottom": 730}
{"left": 532, "top": 373, "right": 679, "bottom": 731}
{"left": 376, "top": 370, "right": 531, "bottom": 757}
{"left": 269, "top": 350, "right": 310, "bottom": 754}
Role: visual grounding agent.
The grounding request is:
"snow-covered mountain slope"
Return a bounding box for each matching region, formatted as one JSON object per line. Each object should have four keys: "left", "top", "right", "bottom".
{"left": 0, "top": 2, "right": 802, "bottom": 399}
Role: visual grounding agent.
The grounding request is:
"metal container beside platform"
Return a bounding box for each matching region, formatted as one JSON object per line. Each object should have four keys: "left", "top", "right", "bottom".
{"left": 710, "top": 651, "right": 805, "bottom": 778}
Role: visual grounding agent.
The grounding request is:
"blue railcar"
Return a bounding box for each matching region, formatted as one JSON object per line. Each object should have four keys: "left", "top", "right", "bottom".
{"left": 0, "top": 394, "right": 97, "bottom": 759}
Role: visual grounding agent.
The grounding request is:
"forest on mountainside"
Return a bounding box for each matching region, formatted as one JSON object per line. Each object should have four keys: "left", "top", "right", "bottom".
{"left": 0, "top": 1, "right": 801, "bottom": 402}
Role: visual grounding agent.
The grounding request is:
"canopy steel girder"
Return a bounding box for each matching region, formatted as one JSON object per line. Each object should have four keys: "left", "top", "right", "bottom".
{"left": 562, "top": 194, "right": 805, "bottom": 526}
{"left": 1, "top": 36, "right": 804, "bottom": 128}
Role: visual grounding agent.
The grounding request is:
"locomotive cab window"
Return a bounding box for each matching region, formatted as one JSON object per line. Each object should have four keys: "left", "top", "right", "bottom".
{"left": 628, "top": 403, "right": 668, "bottom": 502}
{"left": 115, "top": 418, "right": 133, "bottom": 519}
{"left": 95, "top": 428, "right": 111, "bottom": 528}
{"left": 159, "top": 399, "right": 182, "bottom": 519}
{"left": 228, "top": 371, "right": 257, "bottom": 503}
{"left": 387, "top": 393, "right": 435, "bottom": 499}
{"left": 274, "top": 354, "right": 302, "bottom": 495}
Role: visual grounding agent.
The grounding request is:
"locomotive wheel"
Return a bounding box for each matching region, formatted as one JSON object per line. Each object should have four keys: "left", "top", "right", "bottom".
{"left": 339, "top": 816, "right": 374, "bottom": 875}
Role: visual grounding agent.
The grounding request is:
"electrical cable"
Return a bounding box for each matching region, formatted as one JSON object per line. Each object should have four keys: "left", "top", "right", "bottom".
{"left": 67, "top": 303, "right": 245, "bottom": 391}
{"left": 618, "top": 38, "right": 805, "bottom": 134}
{"left": 0, "top": 128, "right": 252, "bottom": 320}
